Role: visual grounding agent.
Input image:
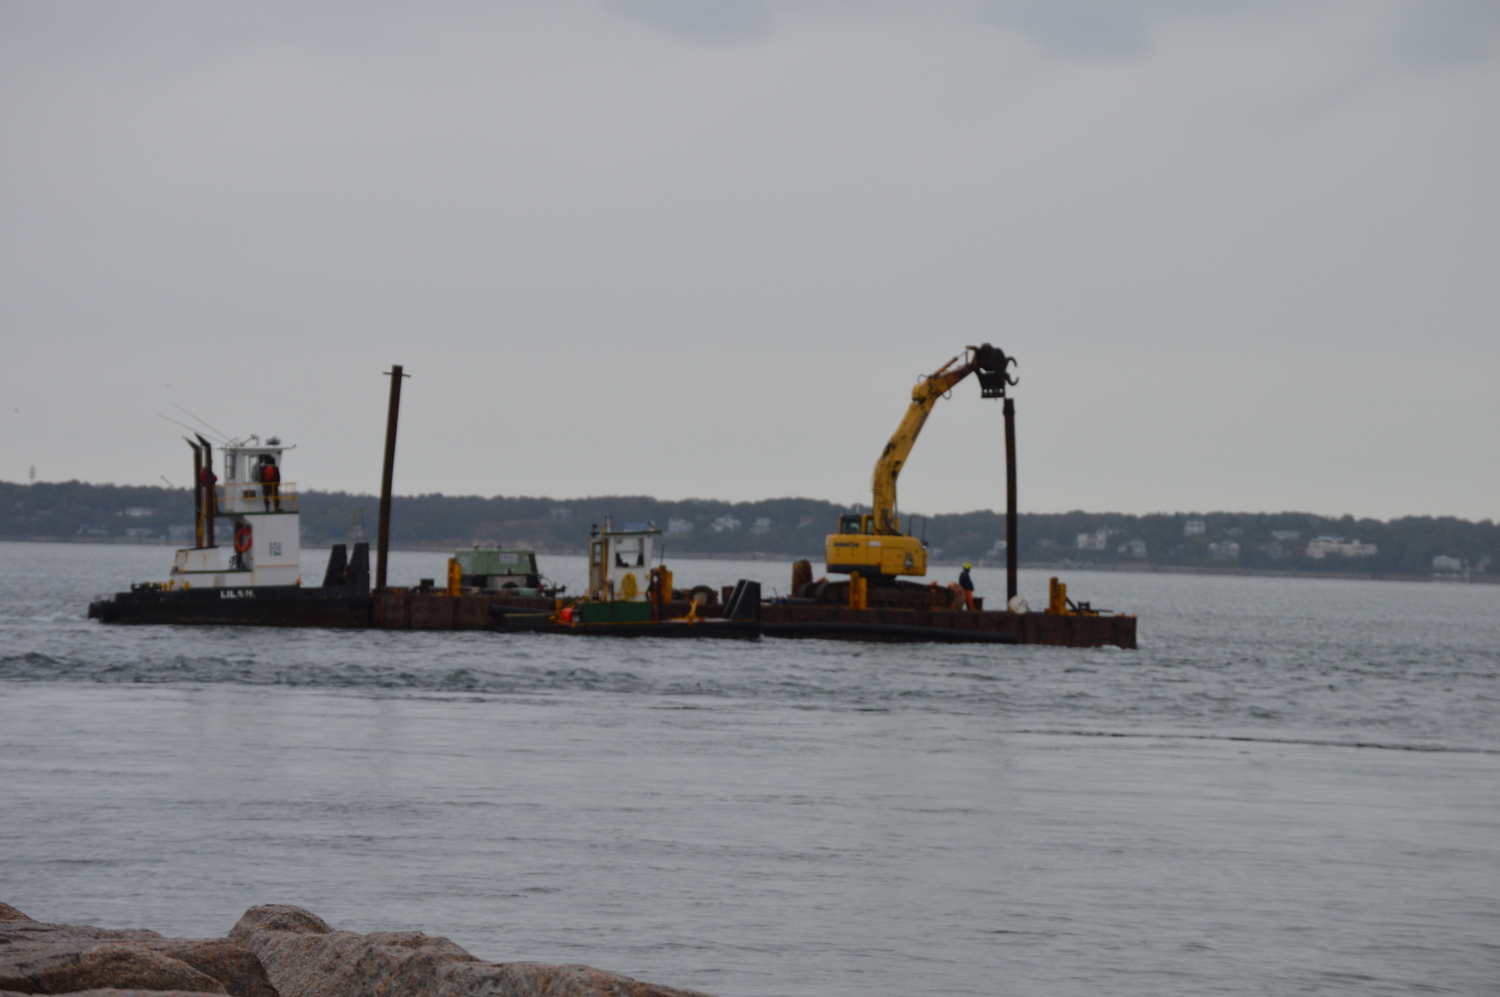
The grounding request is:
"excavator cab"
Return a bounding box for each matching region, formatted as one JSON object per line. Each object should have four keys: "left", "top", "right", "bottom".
{"left": 827, "top": 528, "right": 925, "bottom": 579}
{"left": 838, "top": 514, "right": 871, "bottom": 535}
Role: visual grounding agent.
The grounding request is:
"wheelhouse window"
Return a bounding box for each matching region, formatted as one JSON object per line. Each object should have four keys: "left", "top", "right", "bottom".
{"left": 613, "top": 537, "right": 644, "bottom": 567}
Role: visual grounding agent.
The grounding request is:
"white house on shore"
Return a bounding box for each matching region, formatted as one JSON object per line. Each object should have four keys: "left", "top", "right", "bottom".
{"left": 1076, "top": 530, "right": 1108, "bottom": 550}
{"left": 1305, "top": 536, "right": 1378, "bottom": 559}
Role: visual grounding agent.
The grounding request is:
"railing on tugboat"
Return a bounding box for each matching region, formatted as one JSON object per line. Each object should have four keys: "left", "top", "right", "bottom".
{"left": 213, "top": 482, "right": 298, "bottom": 514}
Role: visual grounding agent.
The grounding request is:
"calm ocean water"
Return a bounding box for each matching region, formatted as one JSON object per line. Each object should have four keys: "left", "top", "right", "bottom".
{"left": 2, "top": 540, "right": 1497, "bottom": 996}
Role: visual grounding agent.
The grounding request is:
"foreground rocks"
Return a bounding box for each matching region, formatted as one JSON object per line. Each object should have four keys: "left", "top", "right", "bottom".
{"left": 0, "top": 903, "right": 713, "bottom": 997}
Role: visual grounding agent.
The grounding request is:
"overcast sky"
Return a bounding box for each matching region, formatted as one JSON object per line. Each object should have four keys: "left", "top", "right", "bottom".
{"left": 3, "top": 1, "right": 1496, "bottom": 520}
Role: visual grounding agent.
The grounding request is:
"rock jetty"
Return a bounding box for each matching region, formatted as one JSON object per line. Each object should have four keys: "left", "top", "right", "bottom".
{"left": 0, "top": 902, "right": 713, "bottom": 997}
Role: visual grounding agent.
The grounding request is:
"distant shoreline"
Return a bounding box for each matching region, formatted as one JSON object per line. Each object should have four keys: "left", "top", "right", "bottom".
{"left": 5, "top": 480, "right": 1494, "bottom": 578}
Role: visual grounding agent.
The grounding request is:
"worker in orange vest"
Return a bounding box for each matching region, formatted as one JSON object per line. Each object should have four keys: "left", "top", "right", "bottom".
{"left": 260, "top": 456, "right": 281, "bottom": 512}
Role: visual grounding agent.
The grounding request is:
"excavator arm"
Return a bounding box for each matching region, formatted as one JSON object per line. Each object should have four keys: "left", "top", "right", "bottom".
{"left": 870, "top": 344, "right": 1015, "bottom": 535}
{"left": 825, "top": 343, "right": 1013, "bottom": 580}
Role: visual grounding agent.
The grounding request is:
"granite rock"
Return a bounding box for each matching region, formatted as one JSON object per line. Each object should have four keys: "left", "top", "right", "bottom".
{"left": 0, "top": 942, "right": 226, "bottom": 995}
{"left": 229, "top": 904, "right": 715, "bottom": 997}
{"left": 2, "top": 904, "right": 713, "bottom": 997}
{"left": 152, "top": 943, "right": 276, "bottom": 997}
{"left": 0, "top": 992, "right": 237, "bottom": 997}
{"left": 0, "top": 906, "right": 273, "bottom": 997}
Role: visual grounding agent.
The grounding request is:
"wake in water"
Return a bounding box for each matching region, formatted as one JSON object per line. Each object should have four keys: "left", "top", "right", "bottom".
{"left": 3, "top": 626, "right": 1496, "bottom": 755}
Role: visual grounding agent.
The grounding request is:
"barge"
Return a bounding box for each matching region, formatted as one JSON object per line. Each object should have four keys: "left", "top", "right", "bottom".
{"left": 88, "top": 364, "right": 1136, "bottom": 648}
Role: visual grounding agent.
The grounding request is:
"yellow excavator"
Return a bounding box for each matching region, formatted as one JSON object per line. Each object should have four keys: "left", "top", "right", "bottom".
{"left": 825, "top": 343, "right": 1015, "bottom": 580}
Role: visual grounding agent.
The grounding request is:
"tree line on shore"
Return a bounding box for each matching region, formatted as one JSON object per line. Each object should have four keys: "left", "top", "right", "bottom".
{"left": 1, "top": 479, "right": 1493, "bottom": 577}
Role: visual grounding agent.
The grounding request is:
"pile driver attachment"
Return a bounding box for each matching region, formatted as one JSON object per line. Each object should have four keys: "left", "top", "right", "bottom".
{"left": 970, "top": 343, "right": 1017, "bottom": 399}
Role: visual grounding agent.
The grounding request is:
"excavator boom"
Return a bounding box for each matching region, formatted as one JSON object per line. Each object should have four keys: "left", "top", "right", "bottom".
{"left": 871, "top": 356, "right": 976, "bottom": 534}
{"left": 825, "top": 343, "right": 1014, "bottom": 580}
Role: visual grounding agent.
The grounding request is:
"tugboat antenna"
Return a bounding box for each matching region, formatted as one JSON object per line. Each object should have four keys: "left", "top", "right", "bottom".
{"left": 157, "top": 412, "right": 225, "bottom": 443}
{"left": 170, "top": 402, "right": 230, "bottom": 443}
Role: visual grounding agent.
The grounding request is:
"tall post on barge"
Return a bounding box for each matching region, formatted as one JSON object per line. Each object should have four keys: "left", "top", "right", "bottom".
{"left": 376, "top": 365, "right": 408, "bottom": 592}
{"left": 1004, "top": 396, "right": 1018, "bottom": 604}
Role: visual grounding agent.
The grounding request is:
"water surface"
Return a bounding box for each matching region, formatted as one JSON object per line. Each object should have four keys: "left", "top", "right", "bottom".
{"left": 1, "top": 541, "right": 1496, "bottom": 996}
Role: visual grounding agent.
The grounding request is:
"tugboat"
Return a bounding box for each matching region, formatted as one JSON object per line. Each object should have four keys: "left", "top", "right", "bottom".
{"left": 88, "top": 435, "right": 373, "bottom": 627}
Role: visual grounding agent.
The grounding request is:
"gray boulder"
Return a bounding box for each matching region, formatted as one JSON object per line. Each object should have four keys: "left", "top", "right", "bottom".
{"left": 0, "top": 992, "right": 234, "bottom": 997}
{"left": 0, "top": 906, "right": 274, "bottom": 997}
{"left": 228, "top": 904, "right": 715, "bottom": 997}
{"left": 2, "top": 905, "right": 714, "bottom": 997}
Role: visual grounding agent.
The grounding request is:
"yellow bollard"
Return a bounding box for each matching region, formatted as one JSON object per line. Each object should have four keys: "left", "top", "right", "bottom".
{"left": 447, "top": 557, "right": 462, "bottom": 597}
{"left": 1047, "top": 576, "right": 1070, "bottom": 615}
{"left": 849, "top": 573, "right": 869, "bottom": 610}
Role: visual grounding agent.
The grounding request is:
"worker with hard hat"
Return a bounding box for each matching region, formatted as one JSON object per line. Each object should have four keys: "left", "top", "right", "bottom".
{"left": 958, "top": 562, "right": 976, "bottom": 611}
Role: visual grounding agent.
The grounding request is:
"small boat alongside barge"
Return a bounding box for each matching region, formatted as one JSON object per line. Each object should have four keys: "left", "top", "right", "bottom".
{"left": 489, "top": 520, "right": 760, "bottom": 639}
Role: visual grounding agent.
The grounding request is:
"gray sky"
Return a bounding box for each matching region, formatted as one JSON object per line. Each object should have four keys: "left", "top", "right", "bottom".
{"left": 3, "top": 1, "right": 1496, "bottom": 519}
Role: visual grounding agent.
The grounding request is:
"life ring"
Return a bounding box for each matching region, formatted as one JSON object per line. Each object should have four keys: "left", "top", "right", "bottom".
{"left": 233, "top": 524, "right": 253, "bottom": 554}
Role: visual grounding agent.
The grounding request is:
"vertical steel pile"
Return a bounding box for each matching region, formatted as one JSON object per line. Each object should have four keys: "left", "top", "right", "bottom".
{"left": 376, "top": 365, "right": 408, "bottom": 592}
{"left": 1004, "top": 397, "right": 1017, "bottom": 604}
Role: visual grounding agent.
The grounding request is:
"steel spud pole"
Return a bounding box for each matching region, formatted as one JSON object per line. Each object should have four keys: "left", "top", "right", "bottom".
{"left": 1004, "top": 397, "right": 1017, "bottom": 604}
{"left": 376, "top": 365, "right": 407, "bottom": 591}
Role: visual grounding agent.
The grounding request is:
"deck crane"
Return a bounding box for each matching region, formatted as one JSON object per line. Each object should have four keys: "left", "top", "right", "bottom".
{"left": 824, "top": 343, "right": 1015, "bottom": 581}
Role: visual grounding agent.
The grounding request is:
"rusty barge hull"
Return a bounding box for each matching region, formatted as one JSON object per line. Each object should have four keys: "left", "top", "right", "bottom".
{"left": 369, "top": 592, "right": 1136, "bottom": 647}
{"left": 90, "top": 590, "right": 1135, "bottom": 648}
{"left": 761, "top": 604, "right": 1135, "bottom": 648}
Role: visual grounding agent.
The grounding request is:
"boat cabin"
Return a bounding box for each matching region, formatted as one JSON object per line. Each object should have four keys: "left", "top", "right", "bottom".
{"left": 170, "top": 435, "right": 302, "bottom": 588}
{"left": 588, "top": 519, "right": 659, "bottom": 602}
{"left": 456, "top": 548, "right": 542, "bottom": 596}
